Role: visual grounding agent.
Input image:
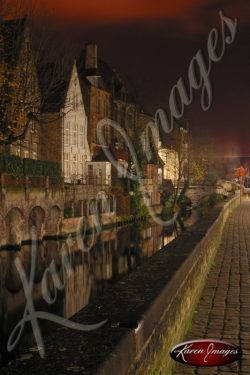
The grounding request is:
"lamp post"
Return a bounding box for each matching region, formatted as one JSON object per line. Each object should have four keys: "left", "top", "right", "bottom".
{"left": 236, "top": 166, "right": 246, "bottom": 204}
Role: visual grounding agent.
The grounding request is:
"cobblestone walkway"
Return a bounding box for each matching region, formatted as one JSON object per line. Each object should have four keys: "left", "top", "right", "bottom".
{"left": 173, "top": 200, "right": 250, "bottom": 375}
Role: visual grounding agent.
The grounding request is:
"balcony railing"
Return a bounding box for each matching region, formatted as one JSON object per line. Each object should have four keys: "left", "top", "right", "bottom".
{"left": 65, "top": 174, "right": 111, "bottom": 186}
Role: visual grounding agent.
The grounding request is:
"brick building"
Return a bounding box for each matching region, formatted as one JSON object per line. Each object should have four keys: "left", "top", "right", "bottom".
{"left": 76, "top": 43, "right": 164, "bottom": 206}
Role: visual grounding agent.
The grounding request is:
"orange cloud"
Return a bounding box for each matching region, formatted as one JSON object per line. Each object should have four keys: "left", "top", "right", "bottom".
{"left": 4, "top": 0, "right": 249, "bottom": 33}
{"left": 36, "top": 0, "right": 208, "bottom": 23}
{"left": 5, "top": 0, "right": 212, "bottom": 24}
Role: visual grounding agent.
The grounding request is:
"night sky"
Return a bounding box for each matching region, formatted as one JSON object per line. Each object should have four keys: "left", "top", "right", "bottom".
{"left": 6, "top": 0, "right": 250, "bottom": 156}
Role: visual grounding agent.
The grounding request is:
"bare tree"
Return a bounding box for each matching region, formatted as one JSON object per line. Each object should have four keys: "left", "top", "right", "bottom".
{"left": 0, "top": 0, "right": 72, "bottom": 146}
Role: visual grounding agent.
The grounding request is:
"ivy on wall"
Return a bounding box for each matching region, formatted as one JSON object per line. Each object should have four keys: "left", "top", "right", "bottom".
{"left": 0, "top": 153, "right": 61, "bottom": 177}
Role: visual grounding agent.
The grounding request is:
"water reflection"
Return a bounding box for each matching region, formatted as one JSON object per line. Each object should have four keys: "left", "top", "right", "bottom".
{"left": 0, "top": 215, "right": 196, "bottom": 364}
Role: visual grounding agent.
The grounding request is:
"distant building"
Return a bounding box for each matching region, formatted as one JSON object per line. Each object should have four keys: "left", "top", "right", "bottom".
{"left": 158, "top": 117, "right": 190, "bottom": 186}
{"left": 76, "top": 43, "right": 163, "bottom": 206}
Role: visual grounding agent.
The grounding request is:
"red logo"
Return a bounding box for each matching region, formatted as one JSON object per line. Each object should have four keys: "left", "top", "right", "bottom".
{"left": 170, "top": 339, "right": 242, "bottom": 366}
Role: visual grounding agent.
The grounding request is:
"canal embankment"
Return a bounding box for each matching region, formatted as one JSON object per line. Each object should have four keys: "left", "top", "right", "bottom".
{"left": 1, "top": 196, "right": 239, "bottom": 375}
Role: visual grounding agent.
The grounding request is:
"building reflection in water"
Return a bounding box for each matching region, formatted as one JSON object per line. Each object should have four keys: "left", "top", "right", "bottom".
{"left": 0, "top": 220, "right": 179, "bottom": 364}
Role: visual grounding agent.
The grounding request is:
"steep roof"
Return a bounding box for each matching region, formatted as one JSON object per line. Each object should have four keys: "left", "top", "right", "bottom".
{"left": 92, "top": 146, "right": 129, "bottom": 162}
{"left": 0, "top": 17, "right": 27, "bottom": 66}
{"left": 38, "top": 60, "right": 73, "bottom": 113}
{"left": 77, "top": 49, "right": 137, "bottom": 104}
{"left": 158, "top": 110, "right": 189, "bottom": 151}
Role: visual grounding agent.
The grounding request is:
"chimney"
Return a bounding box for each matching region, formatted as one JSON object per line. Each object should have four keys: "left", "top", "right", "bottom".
{"left": 85, "top": 42, "right": 98, "bottom": 72}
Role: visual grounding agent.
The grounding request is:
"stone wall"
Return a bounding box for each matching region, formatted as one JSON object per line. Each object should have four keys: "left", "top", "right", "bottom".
{"left": 96, "top": 195, "right": 239, "bottom": 375}
{"left": 186, "top": 185, "right": 216, "bottom": 207}
{"left": 0, "top": 177, "right": 64, "bottom": 246}
{"left": 131, "top": 196, "right": 239, "bottom": 375}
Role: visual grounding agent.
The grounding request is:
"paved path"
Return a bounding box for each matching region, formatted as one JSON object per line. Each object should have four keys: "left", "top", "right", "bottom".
{"left": 173, "top": 200, "right": 250, "bottom": 375}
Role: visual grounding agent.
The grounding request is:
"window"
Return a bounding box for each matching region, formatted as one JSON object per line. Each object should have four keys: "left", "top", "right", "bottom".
{"left": 98, "top": 169, "right": 102, "bottom": 176}
{"left": 79, "top": 154, "right": 84, "bottom": 176}
{"left": 64, "top": 162, "right": 69, "bottom": 177}
{"left": 30, "top": 120, "right": 35, "bottom": 133}
{"left": 65, "top": 129, "right": 69, "bottom": 145}
{"left": 72, "top": 154, "right": 77, "bottom": 179}
{"left": 79, "top": 134, "right": 83, "bottom": 147}
{"left": 72, "top": 132, "right": 77, "bottom": 146}
{"left": 88, "top": 164, "right": 93, "bottom": 175}
{"left": 65, "top": 122, "right": 70, "bottom": 145}
{"left": 72, "top": 163, "right": 77, "bottom": 174}
{"left": 23, "top": 141, "right": 29, "bottom": 158}
{"left": 71, "top": 121, "right": 77, "bottom": 146}
{"left": 32, "top": 143, "right": 38, "bottom": 160}
{"left": 96, "top": 96, "right": 101, "bottom": 113}
{"left": 16, "top": 145, "right": 21, "bottom": 157}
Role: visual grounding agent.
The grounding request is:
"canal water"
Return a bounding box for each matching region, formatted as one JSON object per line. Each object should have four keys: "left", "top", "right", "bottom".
{"left": 0, "top": 216, "right": 195, "bottom": 365}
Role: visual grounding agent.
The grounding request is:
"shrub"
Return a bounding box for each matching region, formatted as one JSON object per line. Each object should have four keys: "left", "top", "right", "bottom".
{"left": 0, "top": 153, "right": 61, "bottom": 178}
{"left": 197, "top": 193, "right": 225, "bottom": 217}
{"left": 4, "top": 154, "right": 23, "bottom": 175}
{"left": 23, "top": 158, "right": 44, "bottom": 176}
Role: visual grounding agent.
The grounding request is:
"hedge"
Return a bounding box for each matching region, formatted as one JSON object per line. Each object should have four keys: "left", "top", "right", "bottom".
{"left": 23, "top": 158, "right": 44, "bottom": 176}
{"left": 0, "top": 154, "right": 5, "bottom": 172}
{"left": 0, "top": 153, "right": 61, "bottom": 177}
{"left": 4, "top": 154, "right": 23, "bottom": 175}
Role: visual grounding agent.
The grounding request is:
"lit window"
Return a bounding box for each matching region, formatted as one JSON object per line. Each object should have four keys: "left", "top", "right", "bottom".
{"left": 72, "top": 133, "right": 77, "bottom": 146}
{"left": 65, "top": 129, "right": 69, "bottom": 145}
{"left": 64, "top": 162, "right": 69, "bottom": 176}
{"left": 16, "top": 146, "right": 21, "bottom": 157}
{"left": 30, "top": 121, "right": 35, "bottom": 133}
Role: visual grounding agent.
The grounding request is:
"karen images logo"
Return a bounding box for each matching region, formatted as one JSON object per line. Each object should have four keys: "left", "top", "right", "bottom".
{"left": 170, "top": 339, "right": 242, "bottom": 367}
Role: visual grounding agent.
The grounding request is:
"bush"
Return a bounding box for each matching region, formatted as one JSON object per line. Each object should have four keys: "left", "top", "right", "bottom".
{"left": 42, "top": 160, "right": 60, "bottom": 177}
{"left": 0, "top": 153, "right": 61, "bottom": 178}
{"left": 197, "top": 193, "right": 225, "bottom": 217}
{"left": 0, "top": 154, "right": 5, "bottom": 171}
{"left": 23, "top": 158, "right": 44, "bottom": 176}
{"left": 4, "top": 154, "right": 23, "bottom": 175}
